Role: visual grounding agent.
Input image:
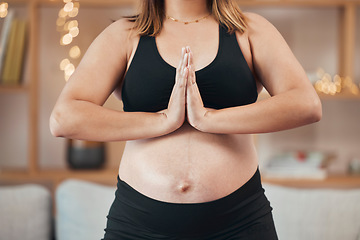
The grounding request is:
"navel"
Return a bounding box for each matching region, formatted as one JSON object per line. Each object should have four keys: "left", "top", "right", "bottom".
{"left": 178, "top": 182, "right": 191, "bottom": 193}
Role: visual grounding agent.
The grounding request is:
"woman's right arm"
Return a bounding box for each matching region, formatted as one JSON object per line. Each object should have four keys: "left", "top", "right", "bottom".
{"left": 50, "top": 19, "right": 189, "bottom": 142}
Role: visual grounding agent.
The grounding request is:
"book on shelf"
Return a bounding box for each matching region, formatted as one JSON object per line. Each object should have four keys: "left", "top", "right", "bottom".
{"left": 0, "top": 9, "right": 14, "bottom": 77}
{"left": 0, "top": 12, "right": 27, "bottom": 86}
{"left": 263, "top": 151, "right": 334, "bottom": 180}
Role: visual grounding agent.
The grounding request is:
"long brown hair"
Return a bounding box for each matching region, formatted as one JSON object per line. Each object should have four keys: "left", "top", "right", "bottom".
{"left": 124, "top": 0, "right": 247, "bottom": 36}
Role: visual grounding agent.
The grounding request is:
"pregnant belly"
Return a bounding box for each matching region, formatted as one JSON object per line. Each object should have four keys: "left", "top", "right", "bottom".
{"left": 118, "top": 122, "right": 259, "bottom": 203}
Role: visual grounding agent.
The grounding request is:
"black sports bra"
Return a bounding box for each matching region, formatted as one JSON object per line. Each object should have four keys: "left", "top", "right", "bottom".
{"left": 121, "top": 24, "right": 258, "bottom": 112}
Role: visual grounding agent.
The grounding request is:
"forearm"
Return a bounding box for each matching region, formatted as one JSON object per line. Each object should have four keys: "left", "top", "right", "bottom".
{"left": 199, "top": 89, "right": 322, "bottom": 134}
{"left": 50, "top": 99, "right": 171, "bottom": 141}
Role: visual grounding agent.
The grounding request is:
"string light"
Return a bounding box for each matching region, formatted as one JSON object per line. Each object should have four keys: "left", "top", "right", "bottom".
{"left": 314, "top": 68, "right": 359, "bottom": 96}
{"left": 69, "top": 26, "right": 79, "bottom": 37}
{"left": 69, "top": 46, "right": 81, "bottom": 59}
{"left": 63, "top": 2, "right": 74, "bottom": 12}
{"left": 61, "top": 33, "right": 73, "bottom": 45}
{"left": 0, "top": 2, "right": 8, "bottom": 18}
{"left": 60, "top": 58, "right": 70, "bottom": 71}
{"left": 57, "top": 0, "right": 81, "bottom": 81}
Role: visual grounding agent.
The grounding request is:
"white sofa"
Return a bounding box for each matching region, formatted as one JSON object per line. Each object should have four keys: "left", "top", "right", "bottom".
{"left": 56, "top": 180, "right": 360, "bottom": 240}
{"left": 0, "top": 184, "right": 52, "bottom": 240}
{"left": 263, "top": 184, "right": 360, "bottom": 240}
{"left": 55, "top": 180, "right": 115, "bottom": 240}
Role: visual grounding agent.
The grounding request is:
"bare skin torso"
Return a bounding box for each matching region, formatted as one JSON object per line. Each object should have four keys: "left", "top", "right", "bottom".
{"left": 115, "top": 17, "right": 263, "bottom": 203}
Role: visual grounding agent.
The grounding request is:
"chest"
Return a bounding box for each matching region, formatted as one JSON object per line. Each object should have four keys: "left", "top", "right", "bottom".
{"left": 155, "top": 28, "right": 219, "bottom": 72}
{"left": 121, "top": 26, "right": 258, "bottom": 112}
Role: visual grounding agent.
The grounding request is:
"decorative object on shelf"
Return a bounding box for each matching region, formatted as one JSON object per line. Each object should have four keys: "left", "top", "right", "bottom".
{"left": 314, "top": 67, "right": 359, "bottom": 96}
{"left": 67, "top": 139, "right": 105, "bottom": 169}
{"left": 56, "top": 0, "right": 81, "bottom": 81}
{"left": 349, "top": 157, "right": 360, "bottom": 175}
{"left": 0, "top": 7, "right": 13, "bottom": 79}
{"left": 0, "top": 2, "right": 8, "bottom": 18}
{"left": 263, "top": 150, "right": 335, "bottom": 179}
{"left": 0, "top": 6, "right": 27, "bottom": 86}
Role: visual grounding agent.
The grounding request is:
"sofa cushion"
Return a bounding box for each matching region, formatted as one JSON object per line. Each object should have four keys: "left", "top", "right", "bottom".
{"left": 263, "top": 183, "right": 360, "bottom": 240}
{"left": 0, "top": 184, "right": 52, "bottom": 240}
{"left": 56, "top": 179, "right": 116, "bottom": 240}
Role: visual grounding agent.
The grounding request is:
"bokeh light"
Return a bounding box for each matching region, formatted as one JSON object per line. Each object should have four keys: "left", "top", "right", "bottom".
{"left": 0, "top": 2, "right": 8, "bottom": 18}
{"left": 69, "top": 46, "right": 81, "bottom": 59}
{"left": 57, "top": 0, "right": 81, "bottom": 80}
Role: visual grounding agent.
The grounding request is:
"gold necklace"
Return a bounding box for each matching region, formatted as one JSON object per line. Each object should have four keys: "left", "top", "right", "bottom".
{"left": 166, "top": 13, "right": 211, "bottom": 25}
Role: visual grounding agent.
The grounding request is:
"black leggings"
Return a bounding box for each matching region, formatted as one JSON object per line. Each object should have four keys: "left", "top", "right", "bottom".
{"left": 102, "top": 168, "right": 278, "bottom": 240}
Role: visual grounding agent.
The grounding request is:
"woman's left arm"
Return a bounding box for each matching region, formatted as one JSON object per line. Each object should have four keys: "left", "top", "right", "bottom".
{"left": 187, "top": 13, "right": 322, "bottom": 134}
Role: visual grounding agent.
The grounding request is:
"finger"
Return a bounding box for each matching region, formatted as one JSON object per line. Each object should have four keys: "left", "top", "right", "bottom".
{"left": 187, "top": 51, "right": 191, "bottom": 67}
{"left": 178, "top": 53, "right": 187, "bottom": 83}
{"left": 186, "top": 46, "right": 192, "bottom": 66}
{"left": 175, "top": 66, "right": 187, "bottom": 90}
{"left": 186, "top": 64, "right": 195, "bottom": 85}
{"left": 187, "top": 54, "right": 196, "bottom": 88}
{"left": 176, "top": 49, "right": 188, "bottom": 84}
{"left": 182, "top": 53, "right": 188, "bottom": 70}
{"left": 177, "top": 47, "right": 185, "bottom": 70}
{"left": 184, "top": 67, "right": 189, "bottom": 85}
{"left": 186, "top": 65, "right": 191, "bottom": 86}
{"left": 188, "top": 50, "right": 194, "bottom": 67}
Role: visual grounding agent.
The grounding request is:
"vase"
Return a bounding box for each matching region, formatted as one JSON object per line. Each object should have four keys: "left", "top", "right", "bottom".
{"left": 67, "top": 139, "right": 105, "bottom": 169}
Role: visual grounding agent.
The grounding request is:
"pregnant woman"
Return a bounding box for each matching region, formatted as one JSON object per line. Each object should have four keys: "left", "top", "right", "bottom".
{"left": 50, "top": 0, "right": 322, "bottom": 239}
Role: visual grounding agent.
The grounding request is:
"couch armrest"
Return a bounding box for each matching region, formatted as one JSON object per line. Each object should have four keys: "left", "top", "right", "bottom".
{"left": 263, "top": 184, "right": 360, "bottom": 240}
{"left": 0, "top": 184, "right": 52, "bottom": 240}
{"left": 56, "top": 179, "right": 116, "bottom": 240}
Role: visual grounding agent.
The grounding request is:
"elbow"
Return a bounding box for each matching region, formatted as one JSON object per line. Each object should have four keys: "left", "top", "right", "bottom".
{"left": 49, "top": 110, "right": 64, "bottom": 138}
{"left": 49, "top": 105, "right": 76, "bottom": 138}
{"left": 306, "top": 95, "right": 322, "bottom": 124}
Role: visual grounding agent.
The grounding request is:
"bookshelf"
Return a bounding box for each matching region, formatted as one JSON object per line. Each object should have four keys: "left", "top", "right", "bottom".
{"left": 0, "top": 0, "right": 360, "bottom": 190}
{"left": 0, "top": 85, "right": 28, "bottom": 93}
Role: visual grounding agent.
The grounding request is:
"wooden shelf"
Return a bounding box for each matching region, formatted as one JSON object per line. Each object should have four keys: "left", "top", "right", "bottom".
{"left": 317, "top": 91, "right": 360, "bottom": 100}
{"left": 258, "top": 89, "right": 360, "bottom": 101}
{"left": 262, "top": 174, "right": 360, "bottom": 188}
{"left": 0, "top": 168, "right": 118, "bottom": 186}
{"left": 0, "top": 85, "right": 29, "bottom": 93}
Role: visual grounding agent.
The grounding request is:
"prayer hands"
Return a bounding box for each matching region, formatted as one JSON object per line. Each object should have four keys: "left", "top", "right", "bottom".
{"left": 158, "top": 46, "right": 211, "bottom": 132}
{"left": 184, "top": 46, "right": 211, "bottom": 131}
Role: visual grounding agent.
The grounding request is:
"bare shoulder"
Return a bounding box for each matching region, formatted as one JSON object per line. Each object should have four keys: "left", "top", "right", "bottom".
{"left": 106, "top": 17, "right": 138, "bottom": 38}
{"left": 98, "top": 18, "right": 138, "bottom": 54}
{"left": 243, "top": 12, "right": 278, "bottom": 37}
